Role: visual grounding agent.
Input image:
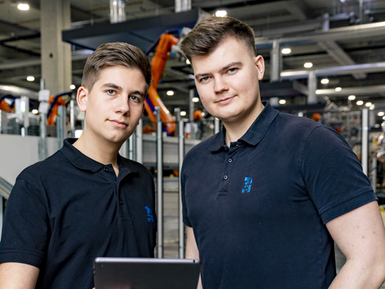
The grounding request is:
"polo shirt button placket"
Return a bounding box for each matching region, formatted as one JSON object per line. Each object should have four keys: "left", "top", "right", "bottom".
{"left": 104, "top": 167, "right": 109, "bottom": 172}
{"left": 119, "top": 199, "right": 124, "bottom": 205}
{"left": 223, "top": 175, "right": 228, "bottom": 180}
{"left": 228, "top": 158, "right": 233, "bottom": 163}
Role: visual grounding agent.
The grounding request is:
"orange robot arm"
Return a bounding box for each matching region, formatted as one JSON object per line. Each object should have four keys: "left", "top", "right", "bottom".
{"left": 144, "top": 33, "right": 178, "bottom": 135}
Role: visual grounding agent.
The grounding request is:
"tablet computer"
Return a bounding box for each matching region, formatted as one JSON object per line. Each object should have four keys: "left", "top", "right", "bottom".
{"left": 94, "top": 257, "right": 201, "bottom": 289}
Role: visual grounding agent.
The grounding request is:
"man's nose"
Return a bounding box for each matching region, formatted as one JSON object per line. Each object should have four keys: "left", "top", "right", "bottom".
{"left": 214, "top": 76, "right": 229, "bottom": 94}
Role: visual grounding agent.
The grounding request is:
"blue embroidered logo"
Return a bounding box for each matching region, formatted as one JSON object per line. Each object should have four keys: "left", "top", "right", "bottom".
{"left": 242, "top": 177, "right": 252, "bottom": 193}
{"left": 145, "top": 206, "right": 154, "bottom": 222}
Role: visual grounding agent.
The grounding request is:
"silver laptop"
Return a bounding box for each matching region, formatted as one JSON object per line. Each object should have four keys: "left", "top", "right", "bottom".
{"left": 94, "top": 257, "right": 201, "bottom": 289}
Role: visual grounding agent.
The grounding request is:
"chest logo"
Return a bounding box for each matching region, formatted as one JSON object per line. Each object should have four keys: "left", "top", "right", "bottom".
{"left": 145, "top": 206, "right": 154, "bottom": 222}
{"left": 242, "top": 177, "right": 253, "bottom": 193}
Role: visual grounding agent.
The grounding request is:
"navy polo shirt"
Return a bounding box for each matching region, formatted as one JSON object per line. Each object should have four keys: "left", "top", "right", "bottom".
{"left": 0, "top": 138, "right": 157, "bottom": 289}
{"left": 181, "top": 102, "right": 376, "bottom": 289}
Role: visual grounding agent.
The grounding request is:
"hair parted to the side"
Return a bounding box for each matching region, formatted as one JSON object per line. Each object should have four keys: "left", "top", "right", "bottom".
{"left": 181, "top": 16, "right": 257, "bottom": 62}
{"left": 82, "top": 42, "right": 152, "bottom": 93}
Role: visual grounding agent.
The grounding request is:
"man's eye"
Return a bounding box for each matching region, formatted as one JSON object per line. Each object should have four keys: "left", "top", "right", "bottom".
{"left": 200, "top": 76, "right": 210, "bottom": 83}
{"left": 106, "top": 90, "right": 115, "bottom": 95}
{"left": 228, "top": 68, "right": 237, "bottom": 74}
{"left": 131, "top": 95, "right": 140, "bottom": 102}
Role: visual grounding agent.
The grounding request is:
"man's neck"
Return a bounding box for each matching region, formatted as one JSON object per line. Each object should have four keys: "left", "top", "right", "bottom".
{"left": 223, "top": 102, "right": 265, "bottom": 147}
{"left": 73, "top": 133, "right": 122, "bottom": 175}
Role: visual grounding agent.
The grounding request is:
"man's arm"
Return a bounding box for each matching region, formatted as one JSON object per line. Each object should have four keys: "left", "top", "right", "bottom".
{"left": 326, "top": 201, "right": 385, "bottom": 289}
{"left": 186, "top": 226, "right": 202, "bottom": 289}
{"left": 0, "top": 262, "right": 39, "bottom": 289}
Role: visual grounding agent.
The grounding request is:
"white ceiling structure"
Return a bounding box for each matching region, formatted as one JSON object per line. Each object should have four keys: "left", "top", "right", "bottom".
{"left": 1, "top": 0, "right": 385, "bottom": 119}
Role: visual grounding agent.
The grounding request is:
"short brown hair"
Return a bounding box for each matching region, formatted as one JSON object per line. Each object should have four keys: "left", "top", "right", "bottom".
{"left": 181, "top": 16, "right": 257, "bottom": 62}
{"left": 82, "top": 42, "right": 152, "bottom": 93}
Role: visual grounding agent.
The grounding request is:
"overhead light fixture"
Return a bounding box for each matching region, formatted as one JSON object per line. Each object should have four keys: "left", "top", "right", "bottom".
{"left": 370, "top": 104, "right": 375, "bottom": 110}
{"left": 32, "top": 109, "right": 39, "bottom": 115}
{"left": 186, "top": 59, "right": 191, "bottom": 65}
{"left": 304, "top": 62, "right": 313, "bottom": 68}
{"left": 26, "top": 76, "right": 34, "bottom": 82}
{"left": 383, "top": 116, "right": 385, "bottom": 121}
{"left": 321, "top": 78, "right": 329, "bottom": 84}
{"left": 215, "top": 10, "right": 227, "bottom": 17}
{"left": 365, "top": 102, "right": 372, "bottom": 107}
{"left": 356, "top": 100, "right": 364, "bottom": 106}
{"left": 166, "top": 90, "right": 174, "bottom": 96}
{"left": 281, "top": 48, "right": 291, "bottom": 54}
{"left": 335, "top": 87, "right": 342, "bottom": 92}
{"left": 201, "top": 112, "right": 206, "bottom": 117}
{"left": 17, "top": 3, "right": 29, "bottom": 10}
{"left": 180, "top": 111, "right": 187, "bottom": 116}
{"left": 378, "top": 112, "right": 385, "bottom": 117}
{"left": 279, "top": 99, "right": 286, "bottom": 105}
{"left": 348, "top": 95, "right": 356, "bottom": 100}
{"left": 192, "top": 97, "right": 199, "bottom": 103}
{"left": 70, "top": 84, "right": 76, "bottom": 90}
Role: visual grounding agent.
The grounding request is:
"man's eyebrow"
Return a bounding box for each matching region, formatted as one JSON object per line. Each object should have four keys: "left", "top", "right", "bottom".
{"left": 101, "top": 83, "right": 122, "bottom": 90}
{"left": 194, "top": 61, "right": 243, "bottom": 80}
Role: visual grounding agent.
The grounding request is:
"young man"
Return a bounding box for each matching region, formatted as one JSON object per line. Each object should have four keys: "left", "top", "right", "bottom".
{"left": 0, "top": 42, "right": 157, "bottom": 289}
{"left": 180, "top": 16, "right": 385, "bottom": 289}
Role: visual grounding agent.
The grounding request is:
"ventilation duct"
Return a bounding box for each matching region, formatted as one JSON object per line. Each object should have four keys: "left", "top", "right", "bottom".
{"left": 175, "top": 0, "right": 191, "bottom": 13}
{"left": 110, "top": 0, "right": 126, "bottom": 23}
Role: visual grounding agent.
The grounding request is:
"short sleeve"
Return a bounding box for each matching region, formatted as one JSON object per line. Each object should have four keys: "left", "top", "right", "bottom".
{"left": 0, "top": 178, "right": 49, "bottom": 267}
{"left": 301, "top": 126, "right": 376, "bottom": 224}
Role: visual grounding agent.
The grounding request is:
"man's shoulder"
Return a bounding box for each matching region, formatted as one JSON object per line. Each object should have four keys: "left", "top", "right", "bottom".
{"left": 185, "top": 133, "right": 218, "bottom": 159}
{"left": 17, "top": 150, "right": 64, "bottom": 182}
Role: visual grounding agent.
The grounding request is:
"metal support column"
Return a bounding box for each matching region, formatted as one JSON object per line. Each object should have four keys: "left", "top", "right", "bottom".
{"left": 135, "top": 119, "right": 143, "bottom": 163}
{"left": 362, "top": 108, "right": 369, "bottom": 175}
{"left": 175, "top": 108, "right": 185, "bottom": 258}
{"left": 308, "top": 71, "right": 317, "bottom": 104}
{"left": 39, "top": 78, "right": 48, "bottom": 161}
{"left": 214, "top": 118, "right": 220, "bottom": 134}
{"left": 155, "top": 107, "right": 163, "bottom": 258}
{"left": 69, "top": 93, "right": 75, "bottom": 137}
{"left": 57, "top": 106, "right": 66, "bottom": 149}
{"left": 189, "top": 89, "right": 195, "bottom": 139}
{"left": 128, "top": 132, "right": 135, "bottom": 160}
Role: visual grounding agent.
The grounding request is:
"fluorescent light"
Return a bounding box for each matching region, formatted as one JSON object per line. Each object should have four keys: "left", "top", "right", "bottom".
{"left": 186, "top": 59, "right": 191, "bottom": 65}
{"left": 356, "top": 100, "right": 364, "bottom": 106}
{"left": 370, "top": 104, "right": 375, "bottom": 110}
{"left": 18, "top": 3, "right": 29, "bottom": 10}
{"left": 166, "top": 90, "right": 174, "bottom": 96}
{"left": 281, "top": 48, "right": 291, "bottom": 54}
{"left": 279, "top": 99, "right": 286, "bottom": 105}
{"left": 70, "top": 84, "right": 76, "bottom": 90}
{"left": 304, "top": 62, "right": 313, "bottom": 68}
{"left": 26, "top": 76, "right": 35, "bottom": 82}
{"left": 32, "top": 109, "right": 39, "bottom": 114}
{"left": 365, "top": 102, "right": 372, "bottom": 107}
{"left": 192, "top": 97, "right": 199, "bottom": 103}
{"left": 378, "top": 112, "right": 385, "bottom": 117}
{"left": 348, "top": 95, "right": 356, "bottom": 100}
{"left": 180, "top": 111, "right": 187, "bottom": 116}
{"left": 321, "top": 78, "right": 329, "bottom": 84}
{"left": 215, "top": 10, "right": 227, "bottom": 17}
{"left": 335, "top": 87, "right": 342, "bottom": 91}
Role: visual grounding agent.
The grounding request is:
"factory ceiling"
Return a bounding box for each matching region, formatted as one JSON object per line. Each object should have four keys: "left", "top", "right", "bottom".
{"left": 1, "top": 0, "right": 385, "bottom": 118}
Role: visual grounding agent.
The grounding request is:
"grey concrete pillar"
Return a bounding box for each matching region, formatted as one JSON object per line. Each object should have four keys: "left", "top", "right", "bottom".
{"left": 40, "top": 0, "right": 72, "bottom": 95}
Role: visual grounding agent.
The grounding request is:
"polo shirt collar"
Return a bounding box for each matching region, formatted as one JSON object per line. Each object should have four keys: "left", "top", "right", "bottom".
{"left": 209, "top": 101, "right": 279, "bottom": 152}
{"left": 60, "top": 138, "right": 138, "bottom": 175}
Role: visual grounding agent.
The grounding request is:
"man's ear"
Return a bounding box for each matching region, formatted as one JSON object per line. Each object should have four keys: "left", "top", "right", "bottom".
{"left": 255, "top": 55, "right": 265, "bottom": 81}
{"left": 77, "top": 86, "right": 88, "bottom": 112}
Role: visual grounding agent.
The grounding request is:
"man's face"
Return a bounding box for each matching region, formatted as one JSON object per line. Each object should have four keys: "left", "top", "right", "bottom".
{"left": 77, "top": 65, "right": 146, "bottom": 146}
{"left": 192, "top": 36, "right": 265, "bottom": 126}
